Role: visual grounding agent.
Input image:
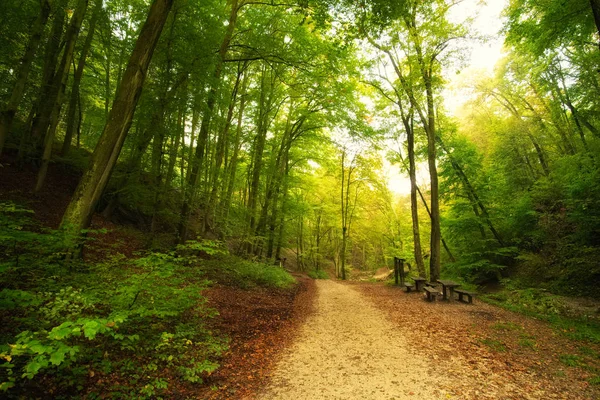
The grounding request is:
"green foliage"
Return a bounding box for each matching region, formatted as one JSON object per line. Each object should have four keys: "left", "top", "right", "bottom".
{"left": 225, "top": 258, "right": 295, "bottom": 289}
{"left": 199, "top": 253, "right": 296, "bottom": 289}
{"left": 0, "top": 211, "right": 226, "bottom": 397}
{"left": 484, "top": 288, "right": 600, "bottom": 343}
{"left": 478, "top": 337, "right": 506, "bottom": 352}
{"left": 559, "top": 353, "right": 583, "bottom": 368}
{"left": 308, "top": 269, "right": 329, "bottom": 279}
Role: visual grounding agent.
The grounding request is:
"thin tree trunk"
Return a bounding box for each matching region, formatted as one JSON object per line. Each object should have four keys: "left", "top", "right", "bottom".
{"left": 62, "top": 0, "right": 102, "bottom": 156}
{"left": 590, "top": 0, "right": 600, "bottom": 49}
{"left": 60, "top": 0, "right": 174, "bottom": 246}
{"left": 206, "top": 67, "right": 242, "bottom": 229}
{"left": 0, "top": 0, "right": 51, "bottom": 157}
{"left": 29, "top": 2, "right": 66, "bottom": 147}
{"left": 438, "top": 137, "right": 506, "bottom": 247}
{"left": 398, "top": 107, "right": 426, "bottom": 277}
{"left": 274, "top": 159, "right": 290, "bottom": 261}
{"left": 220, "top": 65, "right": 249, "bottom": 225}
{"left": 245, "top": 65, "right": 273, "bottom": 251}
{"left": 178, "top": 0, "right": 239, "bottom": 242}
{"left": 35, "top": 0, "right": 90, "bottom": 193}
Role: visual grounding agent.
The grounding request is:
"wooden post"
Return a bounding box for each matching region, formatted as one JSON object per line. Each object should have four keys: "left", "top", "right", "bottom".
{"left": 398, "top": 258, "right": 406, "bottom": 286}
{"left": 393, "top": 257, "right": 399, "bottom": 285}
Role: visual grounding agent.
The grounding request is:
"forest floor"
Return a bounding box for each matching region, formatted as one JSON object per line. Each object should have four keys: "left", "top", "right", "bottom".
{"left": 253, "top": 280, "right": 600, "bottom": 400}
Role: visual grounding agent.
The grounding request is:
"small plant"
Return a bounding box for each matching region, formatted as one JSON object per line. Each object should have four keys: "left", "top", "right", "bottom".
{"left": 491, "top": 321, "right": 521, "bottom": 331}
{"left": 478, "top": 337, "right": 506, "bottom": 352}
{"left": 518, "top": 338, "right": 536, "bottom": 349}
{"left": 559, "top": 353, "right": 583, "bottom": 367}
{"left": 308, "top": 269, "right": 328, "bottom": 279}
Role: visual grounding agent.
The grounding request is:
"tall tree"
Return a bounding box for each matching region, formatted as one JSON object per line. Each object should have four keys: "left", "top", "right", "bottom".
{"left": 0, "top": 0, "right": 51, "bottom": 157}
{"left": 61, "top": 0, "right": 174, "bottom": 242}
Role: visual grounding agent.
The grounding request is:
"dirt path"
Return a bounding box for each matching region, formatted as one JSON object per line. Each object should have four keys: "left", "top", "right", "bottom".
{"left": 257, "top": 280, "right": 451, "bottom": 399}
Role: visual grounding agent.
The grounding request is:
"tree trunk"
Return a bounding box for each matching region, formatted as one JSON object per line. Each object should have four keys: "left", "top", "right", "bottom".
{"left": 29, "top": 2, "right": 66, "bottom": 147}
{"left": 590, "top": 0, "right": 600, "bottom": 49}
{"left": 274, "top": 159, "right": 290, "bottom": 261}
{"left": 424, "top": 77, "right": 441, "bottom": 281}
{"left": 60, "top": 0, "right": 174, "bottom": 244}
{"left": 206, "top": 67, "right": 242, "bottom": 230}
{"left": 0, "top": 0, "right": 51, "bottom": 157}
{"left": 220, "top": 68, "right": 248, "bottom": 225}
{"left": 62, "top": 0, "right": 103, "bottom": 156}
{"left": 178, "top": 0, "right": 239, "bottom": 243}
{"left": 400, "top": 110, "right": 426, "bottom": 277}
{"left": 35, "top": 0, "right": 90, "bottom": 193}
{"left": 245, "top": 65, "right": 274, "bottom": 251}
{"left": 437, "top": 138, "right": 506, "bottom": 247}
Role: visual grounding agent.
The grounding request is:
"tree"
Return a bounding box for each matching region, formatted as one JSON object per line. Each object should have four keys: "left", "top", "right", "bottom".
{"left": 0, "top": 0, "right": 51, "bottom": 157}
{"left": 61, "top": 0, "right": 174, "bottom": 243}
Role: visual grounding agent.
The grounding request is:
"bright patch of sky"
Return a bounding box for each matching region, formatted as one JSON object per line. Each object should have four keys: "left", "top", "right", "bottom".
{"left": 443, "top": 0, "right": 508, "bottom": 115}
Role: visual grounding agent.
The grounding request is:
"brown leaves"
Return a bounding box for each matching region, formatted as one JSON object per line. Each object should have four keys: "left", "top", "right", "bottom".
{"left": 356, "top": 283, "right": 600, "bottom": 400}
{"left": 193, "top": 275, "right": 316, "bottom": 399}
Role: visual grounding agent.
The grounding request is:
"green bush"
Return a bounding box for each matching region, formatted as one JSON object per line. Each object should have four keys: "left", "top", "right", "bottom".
{"left": 308, "top": 269, "right": 328, "bottom": 279}
{"left": 200, "top": 255, "right": 295, "bottom": 289}
{"left": 483, "top": 287, "right": 600, "bottom": 343}
{"left": 0, "top": 211, "right": 227, "bottom": 398}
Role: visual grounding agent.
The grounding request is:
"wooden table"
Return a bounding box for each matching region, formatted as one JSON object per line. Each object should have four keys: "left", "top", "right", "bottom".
{"left": 412, "top": 277, "right": 427, "bottom": 292}
{"left": 436, "top": 280, "right": 461, "bottom": 302}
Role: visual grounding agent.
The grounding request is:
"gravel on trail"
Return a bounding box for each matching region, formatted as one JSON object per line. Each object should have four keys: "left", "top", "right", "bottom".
{"left": 257, "top": 280, "right": 451, "bottom": 399}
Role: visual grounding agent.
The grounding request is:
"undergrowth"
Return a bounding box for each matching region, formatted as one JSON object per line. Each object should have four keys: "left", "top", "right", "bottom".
{"left": 0, "top": 201, "right": 296, "bottom": 398}
{"left": 482, "top": 285, "right": 600, "bottom": 344}
{"left": 308, "top": 269, "right": 328, "bottom": 279}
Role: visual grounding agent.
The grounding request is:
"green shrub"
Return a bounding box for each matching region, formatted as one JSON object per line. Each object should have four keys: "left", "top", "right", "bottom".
{"left": 482, "top": 288, "right": 600, "bottom": 343}
{"left": 200, "top": 255, "right": 295, "bottom": 289}
{"left": 308, "top": 269, "right": 328, "bottom": 279}
{"left": 0, "top": 219, "right": 226, "bottom": 398}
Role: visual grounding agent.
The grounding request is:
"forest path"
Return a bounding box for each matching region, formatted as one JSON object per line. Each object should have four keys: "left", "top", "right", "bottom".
{"left": 256, "top": 280, "right": 450, "bottom": 399}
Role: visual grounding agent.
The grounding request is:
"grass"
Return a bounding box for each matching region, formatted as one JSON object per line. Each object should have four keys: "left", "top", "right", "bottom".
{"left": 482, "top": 290, "right": 600, "bottom": 344}
{"left": 559, "top": 353, "right": 583, "bottom": 367}
{"left": 491, "top": 321, "right": 522, "bottom": 331}
{"left": 478, "top": 337, "right": 507, "bottom": 352}
{"left": 518, "top": 337, "right": 537, "bottom": 349}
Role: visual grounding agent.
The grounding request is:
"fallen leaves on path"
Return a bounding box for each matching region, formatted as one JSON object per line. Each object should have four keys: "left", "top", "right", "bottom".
{"left": 194, "top": 275, "right": 316, "bottom": 399}
{"left": 355, "top": 282, "right": 600, "bottom": 400}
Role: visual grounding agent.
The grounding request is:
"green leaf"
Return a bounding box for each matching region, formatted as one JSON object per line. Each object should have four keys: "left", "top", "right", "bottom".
{"left": 24, "top": 357, "right": 48, "bottom": 378}
{"left": 82, "top": 320, "right": 101, "bottom": 340}
{"left": 49, "top": 351, "right": 65, "bottom": 366}
{"left": 27, "top": 341, "right": 47, "bottom": 355}
{"left": 48, "top": 322, "right": 74, "bottom": 340}
{"left": 0, "top": 380, "right": 15, "bottom": 391}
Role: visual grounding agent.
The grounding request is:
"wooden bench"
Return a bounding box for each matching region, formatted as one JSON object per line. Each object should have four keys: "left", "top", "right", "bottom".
{"left": 454, "top": 289, "right": 474, "bottom": 304}
{"left": 423, "top": 286, "right": 440, "bottom": 302}
{"left": 404, "top": 283, "right": 415, "bottom": 293}
{"left": 413, "top": 277, "right": 427, "bottom": 292}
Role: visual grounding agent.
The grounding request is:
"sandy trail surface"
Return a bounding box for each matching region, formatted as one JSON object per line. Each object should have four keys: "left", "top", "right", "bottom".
{"left": 257, "top": 280, "right": 450, "bottom": 399}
